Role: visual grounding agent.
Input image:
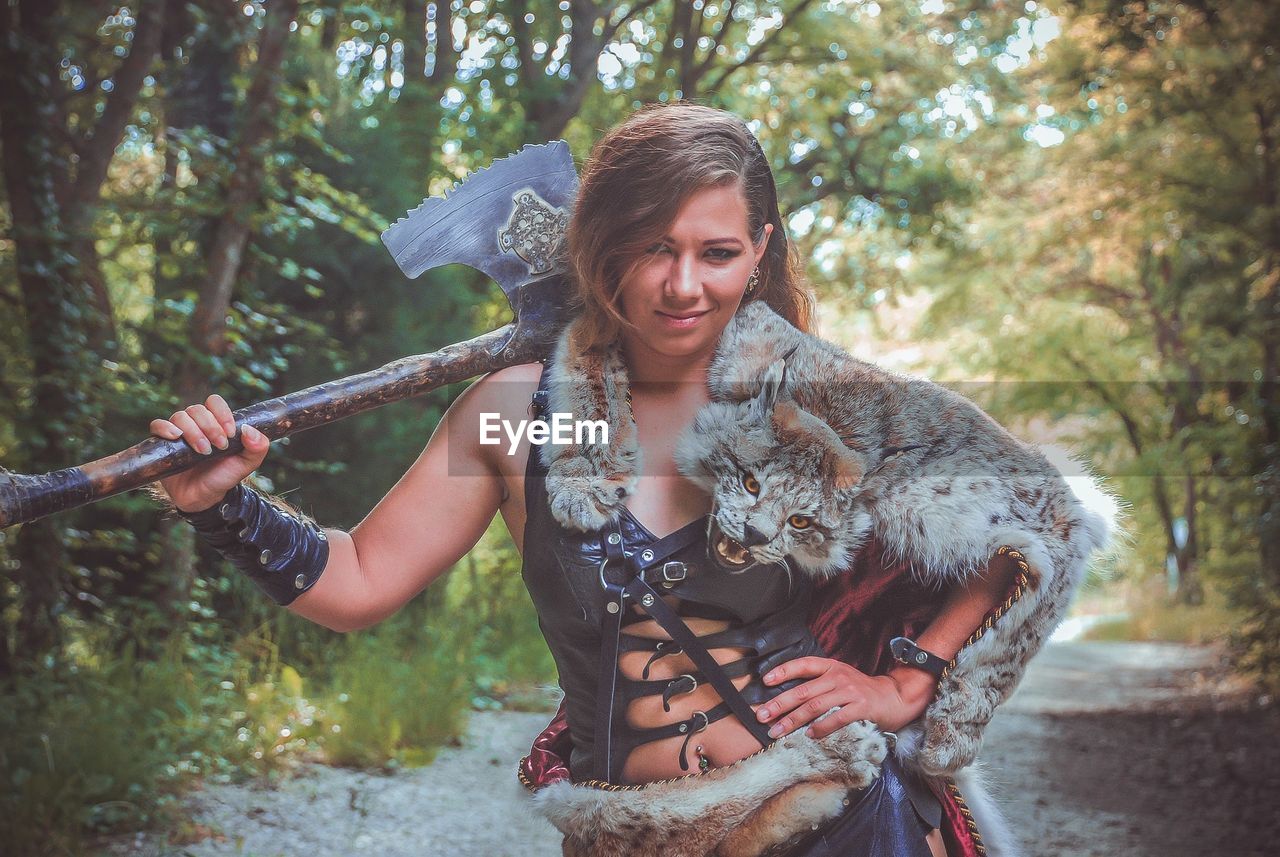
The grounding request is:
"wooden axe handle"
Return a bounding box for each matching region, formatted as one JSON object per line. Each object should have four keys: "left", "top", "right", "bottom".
{"left": 1, "top": 323, "right": 538, "bottom": 528}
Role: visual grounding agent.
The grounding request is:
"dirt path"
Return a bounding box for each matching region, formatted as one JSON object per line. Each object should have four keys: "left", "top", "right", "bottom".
{"left": 100, "top": 641, "right": 1277, "bottom": 856}
{"left": 979, "top": 641, "right": 1277, "bottom": 857}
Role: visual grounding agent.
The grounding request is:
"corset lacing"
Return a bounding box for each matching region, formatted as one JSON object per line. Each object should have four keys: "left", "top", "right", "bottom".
{"left": 530, "top": 383, "right": 824, "bottom": 784}
{"left": 598, "top": 519, "right": 827, "bottom": 781}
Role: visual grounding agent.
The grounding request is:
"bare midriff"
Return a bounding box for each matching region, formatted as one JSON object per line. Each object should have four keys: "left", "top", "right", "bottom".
{"left": 617, "top": 594, "right": 769, "bottom": 784}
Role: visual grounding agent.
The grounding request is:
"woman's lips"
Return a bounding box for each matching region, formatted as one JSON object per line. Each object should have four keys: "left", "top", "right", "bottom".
{"left": 655, "top": 308, "right": 710, "bottom": 329}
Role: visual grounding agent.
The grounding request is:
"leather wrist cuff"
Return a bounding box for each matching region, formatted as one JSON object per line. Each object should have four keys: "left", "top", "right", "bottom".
{"left": 888, "top": 636, "right": 949, "bottom": 680}
{"left": 179, "top": 484, "right": 330, "bottom": 606}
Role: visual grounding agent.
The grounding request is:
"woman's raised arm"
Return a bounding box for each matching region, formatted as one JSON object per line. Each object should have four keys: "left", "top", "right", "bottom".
{"left": 151, "top": 363, "right": 539, "bottom": 633}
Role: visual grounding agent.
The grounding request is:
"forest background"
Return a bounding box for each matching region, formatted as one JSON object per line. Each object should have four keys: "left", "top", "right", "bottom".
{"left": 1, "top": 0, "right": 1275, "bottom": 853}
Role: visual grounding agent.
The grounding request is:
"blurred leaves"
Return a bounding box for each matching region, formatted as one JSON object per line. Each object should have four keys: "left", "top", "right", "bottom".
{"left": 914, "top": 0, "right": 1279, "bottom": 659}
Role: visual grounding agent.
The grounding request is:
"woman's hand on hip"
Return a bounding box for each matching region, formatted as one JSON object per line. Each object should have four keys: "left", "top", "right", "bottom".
{"left": 754, "top": 656, "right": 935, "bottom": 739}
{"left": 149, "top": 394, "right": 271, "bottom": 513}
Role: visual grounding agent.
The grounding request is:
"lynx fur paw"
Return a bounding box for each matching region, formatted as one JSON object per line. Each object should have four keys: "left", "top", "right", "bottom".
{"left": 545, "top": 460, "right": 634, "bottom": 532}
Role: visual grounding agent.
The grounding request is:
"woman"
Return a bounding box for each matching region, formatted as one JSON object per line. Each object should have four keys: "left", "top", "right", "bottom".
{"left": 154, "top": 103, "right": 1023, "bottom": 855}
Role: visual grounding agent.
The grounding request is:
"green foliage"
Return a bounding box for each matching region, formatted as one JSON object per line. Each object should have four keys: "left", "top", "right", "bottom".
{"left": 1234, "top": 588, "right": 1280, "bottom": 693}
{"left": 320, "top": 618, "right": 473, "bottom": 769}
{"left": 446, "top": 519, "right": 558, "bottom": 710}
{"left": 1223, "top": 549, "right": 1280, "bottom": 694}
{"left": 292, "top": 517, "right": 556, "bottom": 769}
{"left": 0, "top": 520, "right": 552, "bottom": 853}
{"left": 0, "top": 642, "right": 248, "bottom": 856}
{"left": 1080, "top": 578, "right": 1243, "bottom": 644}
{"left": 2, "top": 0, "right": 1041, "bottom": 674}
{"left": 909, "top": 0, "right": 1280, "bottom": 684}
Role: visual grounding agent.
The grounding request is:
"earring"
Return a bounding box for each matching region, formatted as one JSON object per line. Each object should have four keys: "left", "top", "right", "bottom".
{"left": 746, "top": 267, "right": 760, "bottom": 295}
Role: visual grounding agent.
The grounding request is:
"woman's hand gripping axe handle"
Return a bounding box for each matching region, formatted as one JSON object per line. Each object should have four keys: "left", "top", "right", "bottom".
{"left": 0, "top": 141, "right": 579, "bottom": 529}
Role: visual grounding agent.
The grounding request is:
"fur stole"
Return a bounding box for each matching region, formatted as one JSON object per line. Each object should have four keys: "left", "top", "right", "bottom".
{"left": 538, "top": 299, "right": 1116, "bottom": 779}
{"left": 531, "top": 721, "right": 887, "bottom": 857}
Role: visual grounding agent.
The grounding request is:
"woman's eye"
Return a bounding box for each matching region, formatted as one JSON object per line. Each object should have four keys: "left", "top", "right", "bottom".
{"left": 741, "top": 473, "right": 760, "bottom": 496}
{"left": 788, "top": 514, "right": 812, "bottom": 530}
{"left": 708, "top": 248, "right": 739, "bottom": 261}
{"left": 646, "top": 243, "right": 671, "bottom": 255}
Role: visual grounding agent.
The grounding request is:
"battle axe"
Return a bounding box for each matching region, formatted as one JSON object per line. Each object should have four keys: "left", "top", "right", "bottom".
{"left": 0, "top": 141, "right": 578, "bottom": 528}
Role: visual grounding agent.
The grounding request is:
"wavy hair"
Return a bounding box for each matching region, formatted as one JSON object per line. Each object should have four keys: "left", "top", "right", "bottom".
{"left": 564, "top": 101, "right": 813, "bottom": 350}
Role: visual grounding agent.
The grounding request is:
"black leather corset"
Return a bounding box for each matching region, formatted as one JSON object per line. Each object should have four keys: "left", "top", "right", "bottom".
{"left": 520, "top": 362, "right": 825, "bottom": 783}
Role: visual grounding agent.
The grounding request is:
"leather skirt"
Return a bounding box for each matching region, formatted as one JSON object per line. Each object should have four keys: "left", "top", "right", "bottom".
{"left": 781, "top": 753, "right": 939, "bottom": 857}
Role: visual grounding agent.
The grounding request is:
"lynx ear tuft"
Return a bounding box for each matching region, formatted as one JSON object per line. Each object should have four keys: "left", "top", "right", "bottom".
{"left": 750, "top": 359, "right": 788, "bottom": 423}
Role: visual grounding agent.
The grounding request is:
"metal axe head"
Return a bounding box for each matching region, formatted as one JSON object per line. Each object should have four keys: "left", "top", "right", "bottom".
{"left": 381, "top": 140, "right": 578, "bottom": 304}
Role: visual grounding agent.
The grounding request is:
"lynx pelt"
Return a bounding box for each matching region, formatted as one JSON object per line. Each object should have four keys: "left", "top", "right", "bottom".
{"left": 673, "top": 311, "right": 1108, "bottom": 584}
{"left": 540, "top": 299, "right": 1115, "bottom": 776}
{"left": 531, "top": 721, "right": 886, "bottom": 857}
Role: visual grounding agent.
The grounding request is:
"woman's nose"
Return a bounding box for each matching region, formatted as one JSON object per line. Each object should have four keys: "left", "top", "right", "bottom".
{"left": 665, "top": 253, "right": 702, "bottom": 300}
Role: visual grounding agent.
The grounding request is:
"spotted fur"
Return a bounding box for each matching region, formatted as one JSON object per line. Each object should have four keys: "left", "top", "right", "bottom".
{"left": 531, "top": 720, "right": 886, "bottom": 857}
{"left": 540, "top": 301, "right": 1116, "bottom": 784}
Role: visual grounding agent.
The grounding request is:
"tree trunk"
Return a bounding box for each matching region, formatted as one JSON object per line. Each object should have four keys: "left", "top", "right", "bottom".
{"left": 143, "top": 0, "right": 245, "bottom": 637}
{"left": 0, "top": 0, "right": 98, "bottom": 672}
{"left": 513, "top": 1, "right": 663, "bottom": 141}
{"left": 161, "top": 0, "right": 298, "bottom": 618}
{"left": 1254, "top": 101, "right": 1280, "bottom": 590}
{"left": 1175, "top": 475, "right": 1203, "bottom": 605}
{"left": 187, "top": 0, "right": 300, "bottom": 359}
{"left": 61, "top": 0, "right": 167, "bottom": 352}
{"left": 154, "top": 0, "right": 236, "bottom": 304}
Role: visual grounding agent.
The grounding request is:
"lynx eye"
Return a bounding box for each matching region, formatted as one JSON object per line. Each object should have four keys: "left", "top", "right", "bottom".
{"left": 741, "top": 472, "right": 760, "bottom": 496}
{"left": 788, "top": 514, "right": 812, "bottom": 530}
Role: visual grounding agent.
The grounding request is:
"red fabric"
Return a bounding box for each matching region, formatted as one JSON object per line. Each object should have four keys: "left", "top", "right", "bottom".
{"left": 518, "top": 533, "right": 985, "bottom": 855}
{"left": 519, "top": 703, "right": 572, "bottom": 786}
{"left": 807, "top": 534, "right": 946, "bottom": 676}
{"left": 940, "top": 785, "right": 984, "bottom": 857}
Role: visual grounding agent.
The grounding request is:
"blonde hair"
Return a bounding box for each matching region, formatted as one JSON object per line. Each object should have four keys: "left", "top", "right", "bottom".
{"left": 564, "top": 101, "right": 813, "bottom": 351}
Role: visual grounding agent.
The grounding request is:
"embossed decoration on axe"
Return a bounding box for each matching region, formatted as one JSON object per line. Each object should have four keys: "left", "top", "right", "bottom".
{"left": 0, "top": 141, "right": 579, "bottom": 529}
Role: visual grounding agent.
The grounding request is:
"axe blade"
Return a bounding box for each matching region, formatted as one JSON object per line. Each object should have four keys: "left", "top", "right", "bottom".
{"left": 381, "top": 140, "right": 578, "bottom": 302}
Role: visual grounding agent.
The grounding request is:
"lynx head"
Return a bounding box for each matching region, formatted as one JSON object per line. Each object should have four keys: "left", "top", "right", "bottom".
{"left": 675, "top": 359, "right": 872, "bottom": 578}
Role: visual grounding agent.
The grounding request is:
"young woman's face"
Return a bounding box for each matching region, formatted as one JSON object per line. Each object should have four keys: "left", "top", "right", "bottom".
{"left": 616, "top": 183, "right": 773, "bottom": 362}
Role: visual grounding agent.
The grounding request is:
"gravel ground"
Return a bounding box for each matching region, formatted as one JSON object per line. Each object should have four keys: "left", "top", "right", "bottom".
{"left": 980, "top": 641, "right": 1278, "bottom": 857}
{"left": 97, "top": 641, "right": 1277, "bottom": 856}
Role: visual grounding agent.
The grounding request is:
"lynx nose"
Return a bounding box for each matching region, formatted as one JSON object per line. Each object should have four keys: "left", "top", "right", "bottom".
{"left": 741, "top": 524, "right": 769, "bottom": 547}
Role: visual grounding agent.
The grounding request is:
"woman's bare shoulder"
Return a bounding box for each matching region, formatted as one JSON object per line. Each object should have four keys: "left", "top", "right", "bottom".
{"left": 464, "top": 361, "right": 544, "bottom": 412}
{"left": 455, "top": 362, "right": 544, "bottom": 493}
{"left": 446, "top": 361, "right": 545, "bottom": 451}
{"left": 485, "top": 360, "right": 546, "bottom": 385}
